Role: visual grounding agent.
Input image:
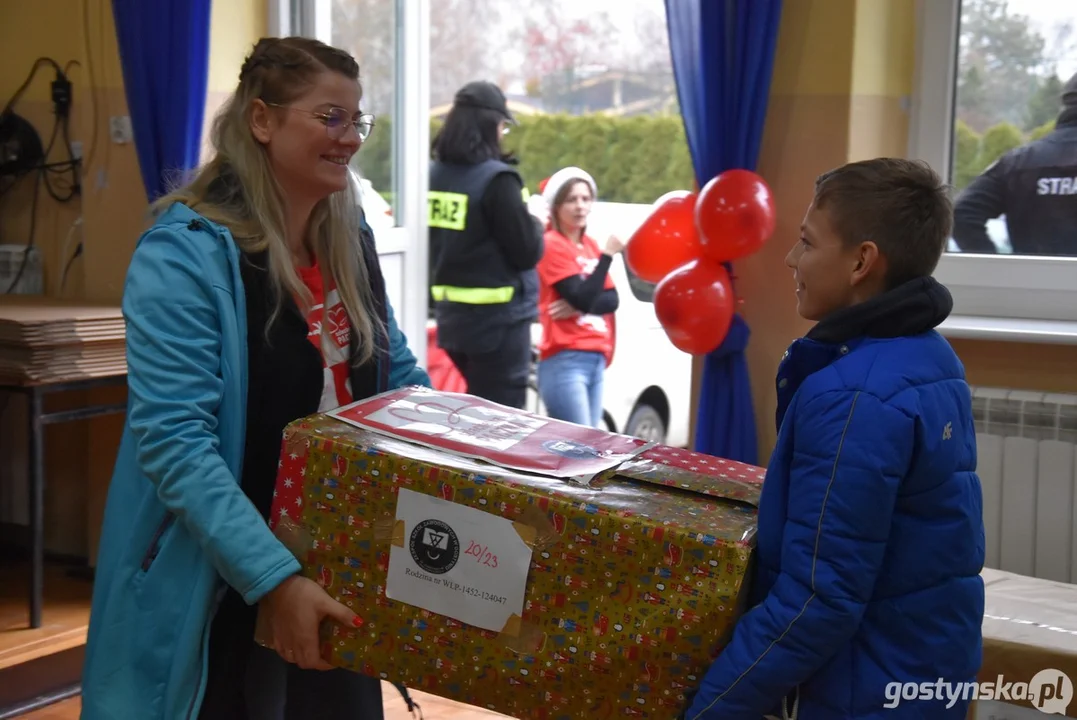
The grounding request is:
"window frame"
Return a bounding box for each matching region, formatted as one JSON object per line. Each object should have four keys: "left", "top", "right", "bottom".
{"left": 909, "top": 0, "right": 1077, "bottom": 341}
{"left": 273, "top": 0, "right": 431, "bottom": 364}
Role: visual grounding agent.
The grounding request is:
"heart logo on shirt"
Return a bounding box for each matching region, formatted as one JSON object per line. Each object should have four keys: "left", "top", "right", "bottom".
{"left": 326, "top": 305, "right": 350, "bottom": 348}
{"left": 327, "top": 305, "right": 348, "bottom": 334}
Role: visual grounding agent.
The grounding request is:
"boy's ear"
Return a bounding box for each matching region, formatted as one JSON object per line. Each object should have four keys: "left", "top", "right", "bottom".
{"left": 850, "top": 241, "right": 886, "bottom": 286}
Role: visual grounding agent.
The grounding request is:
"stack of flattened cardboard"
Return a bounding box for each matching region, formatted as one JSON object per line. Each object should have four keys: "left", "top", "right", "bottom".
{"left": 0, "top": 297, "right": 126, "bottom": 386}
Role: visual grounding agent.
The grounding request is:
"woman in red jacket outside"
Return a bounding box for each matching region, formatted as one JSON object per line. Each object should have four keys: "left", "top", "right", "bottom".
{"left": 535, "top": 167, "right": 624, "bottom": 427}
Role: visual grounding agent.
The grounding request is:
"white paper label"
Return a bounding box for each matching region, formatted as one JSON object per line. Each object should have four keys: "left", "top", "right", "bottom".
{"left": 386, "top": 488, "right": 533, "bottom": 633}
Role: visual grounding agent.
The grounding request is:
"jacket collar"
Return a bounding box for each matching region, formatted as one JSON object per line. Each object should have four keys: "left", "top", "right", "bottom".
{"left": 1057, "top": 106, "right": 1077, "bottom": 130}
{"left": 805, "top": 276, "right": 953, "bottom": 345}
{"left": 774, "top": 277, "right": 953, "bottom": 433}
{"left": 155, "top": 201, "right": 230, "bottom": 240}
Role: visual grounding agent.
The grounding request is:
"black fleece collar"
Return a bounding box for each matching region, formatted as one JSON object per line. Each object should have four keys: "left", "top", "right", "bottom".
{"left": 806, "top": 276, "right": 954, "bottom": 345}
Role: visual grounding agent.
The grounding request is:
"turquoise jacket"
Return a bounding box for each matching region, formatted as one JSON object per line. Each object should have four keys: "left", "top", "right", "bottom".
{"left": 80, "top": 203, "right": 430, "bottom": 719}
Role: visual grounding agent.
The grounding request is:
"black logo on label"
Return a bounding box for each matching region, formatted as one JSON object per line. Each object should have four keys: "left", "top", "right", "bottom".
{"left": 409, "top": 519, "right": 460, "bottom": 574}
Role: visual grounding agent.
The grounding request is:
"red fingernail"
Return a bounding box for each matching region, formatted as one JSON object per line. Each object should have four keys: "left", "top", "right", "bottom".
{"left": 352, "top": 615, "right": 365, "bottom": 628}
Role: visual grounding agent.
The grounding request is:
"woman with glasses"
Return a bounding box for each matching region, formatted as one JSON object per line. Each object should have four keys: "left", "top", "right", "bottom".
{"left": 427, "top": 80, "right": 547, "bottom": 409}
{"left": 80, "top": 37, "right": 429, "bottom": 720}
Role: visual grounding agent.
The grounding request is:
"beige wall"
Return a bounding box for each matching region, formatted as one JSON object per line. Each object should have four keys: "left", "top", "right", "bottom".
{"left": 0, "top": 0, "right": 142, "bottom": 553}
{"left": 730, "top": 0, "right": 863, "bottom": 457}
{"left": 0, "top": 0, "right": 266, "bottom": 309}
{"left": 848, "top": 0, "right": 916, "bottom": 161}
{"left": 203, "top": 0, "right": 268, "bottom": 158}
{"left": 0, "top": 1, "right": 266, "bottom": 558}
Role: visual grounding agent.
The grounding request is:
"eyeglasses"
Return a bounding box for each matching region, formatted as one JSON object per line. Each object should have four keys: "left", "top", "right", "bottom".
{"left": 266, "top": 103, "right": 375, "bottom": 141}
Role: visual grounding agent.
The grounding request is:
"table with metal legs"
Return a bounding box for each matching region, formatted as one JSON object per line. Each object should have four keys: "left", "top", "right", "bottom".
{"left": 1, "top": 373, "right": 127, "bottom": 629}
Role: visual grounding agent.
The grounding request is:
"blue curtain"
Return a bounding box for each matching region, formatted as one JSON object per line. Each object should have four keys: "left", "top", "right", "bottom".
{"left": 665, "top": 0, "right": 783, "bottom": 466}
{"left": 112, "top": 0, "right": 212, "bottom": 201}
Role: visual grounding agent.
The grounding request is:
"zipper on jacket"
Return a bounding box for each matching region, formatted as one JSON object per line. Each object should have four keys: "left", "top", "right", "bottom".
{"left": 782, "top": 685, "right": 800, "bottom": 719}
{"left": 140, "top": 514, "right": 176, "bottom": 572}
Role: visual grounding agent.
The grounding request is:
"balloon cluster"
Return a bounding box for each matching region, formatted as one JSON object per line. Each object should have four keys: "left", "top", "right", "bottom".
{"left": 624, "top": 170, "right": 777, "bottom": 355}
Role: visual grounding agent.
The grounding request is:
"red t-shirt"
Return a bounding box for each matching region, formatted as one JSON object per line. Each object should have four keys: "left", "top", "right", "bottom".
{"left": 536, "top": 229, "right": 616, "bottom": 365}
{"left": 296, "top": 263, "right": 354, "bottom": 412}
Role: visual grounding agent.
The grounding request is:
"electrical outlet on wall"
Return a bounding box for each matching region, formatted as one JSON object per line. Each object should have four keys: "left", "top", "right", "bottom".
{"left": 70, "top": 141, "right": 84, "bottom": 187}
{"left": 109, "top": 116, "right": 133, "bottom": 144}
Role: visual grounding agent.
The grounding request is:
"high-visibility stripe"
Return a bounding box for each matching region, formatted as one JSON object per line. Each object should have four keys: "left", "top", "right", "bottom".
{"left": 428, "top": 191, "right": 468, "bottom": 230}
{"left": 430, "top": 285, "right": 515, "bottom": 304}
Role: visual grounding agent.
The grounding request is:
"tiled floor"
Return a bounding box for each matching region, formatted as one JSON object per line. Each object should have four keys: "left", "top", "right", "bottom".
{"left": 21, "top": 684, "right": 511, "bottom": 719}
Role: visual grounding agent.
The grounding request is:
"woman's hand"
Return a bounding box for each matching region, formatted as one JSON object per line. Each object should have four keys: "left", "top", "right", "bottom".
{"left": 261, "top": 574, "right": 364, "bottom": 670}
{"left": 604, "top": 234, "right": 625, "bottom": 255}
{"left": 549, "top": 299, "right": 581, "bottom": 321}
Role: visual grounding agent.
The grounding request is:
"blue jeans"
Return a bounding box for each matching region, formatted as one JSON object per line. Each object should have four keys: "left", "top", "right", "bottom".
{"left": 537, "top": 350, "right": 605, "bottom": 427}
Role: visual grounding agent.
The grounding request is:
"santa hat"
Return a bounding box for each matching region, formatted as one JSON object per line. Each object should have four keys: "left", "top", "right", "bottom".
{"left": 540, "top": 166, "right": 597, "bottom": 206}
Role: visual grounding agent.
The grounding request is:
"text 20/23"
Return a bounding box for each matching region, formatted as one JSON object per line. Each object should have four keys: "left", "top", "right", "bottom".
{"left": 465, "top": 541, "right": 498, "bottom": 568}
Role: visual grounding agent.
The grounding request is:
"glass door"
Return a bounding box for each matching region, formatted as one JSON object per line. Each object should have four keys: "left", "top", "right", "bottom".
{"left": 278, "top": 0, "right": 430, "bottom": 366}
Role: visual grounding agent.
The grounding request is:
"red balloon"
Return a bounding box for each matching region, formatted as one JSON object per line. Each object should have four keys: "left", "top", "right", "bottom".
{"left": 653, "top": 259, "right": 735, "bottom": 356}
{"left": 624, "top": 193, "right": 702, "bottom": 284}
{"left": 696, "top": 169, "right": 777, "bottom": 263}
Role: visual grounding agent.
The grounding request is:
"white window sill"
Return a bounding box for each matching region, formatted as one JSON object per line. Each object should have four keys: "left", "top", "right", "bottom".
{"left": 939, "top": 316, "right": 1077, "bottom": 346}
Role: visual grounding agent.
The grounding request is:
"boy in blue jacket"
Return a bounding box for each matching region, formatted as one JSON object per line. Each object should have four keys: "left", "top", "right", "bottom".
{"left": 682, "top": 158, "right": 985, "bottom": 719}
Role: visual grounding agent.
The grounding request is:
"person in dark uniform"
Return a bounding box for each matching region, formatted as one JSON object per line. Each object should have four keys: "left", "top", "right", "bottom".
{"left": 952, "top": 72, "right": 1077, "bottom": 256}
{"left": 428, "top": 80, "right": 546, "bottom": 408}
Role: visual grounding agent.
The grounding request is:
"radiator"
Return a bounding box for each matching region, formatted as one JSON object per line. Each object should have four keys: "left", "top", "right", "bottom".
{"left": 974, "top": 387, "right": 1077, "bottom": 583}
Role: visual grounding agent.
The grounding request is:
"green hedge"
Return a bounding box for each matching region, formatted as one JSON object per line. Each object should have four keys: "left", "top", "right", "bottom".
{"left": 354, "top": 113, "right": 1061, "bottom": 203}
{"left": 953, "top": 118, "right": 1056, "bottom": 192}
{"left": 352, "top": 114, "right": 696, "bottom": 204}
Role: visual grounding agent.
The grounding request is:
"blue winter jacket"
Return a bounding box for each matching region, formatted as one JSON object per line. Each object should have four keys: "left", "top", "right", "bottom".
{"left": 80, "top": 202, "right": 430, "bottom": 720}
{"left": 684, "top": 277, "right": 985, "bottom": 720}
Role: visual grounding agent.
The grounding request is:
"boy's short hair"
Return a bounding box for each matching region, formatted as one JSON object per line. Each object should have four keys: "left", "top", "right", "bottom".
{"left": 813, "top": 158, "right": 953, "bottom": 287}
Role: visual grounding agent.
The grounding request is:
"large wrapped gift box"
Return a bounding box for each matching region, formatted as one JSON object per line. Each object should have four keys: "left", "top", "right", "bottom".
{"left": 264, "top": 386, "right": 763, "bottom": 719}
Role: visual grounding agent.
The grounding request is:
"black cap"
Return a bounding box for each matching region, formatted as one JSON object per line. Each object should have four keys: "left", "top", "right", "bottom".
{"left": 453, "top": 81, "right": 516, "bottom": 124}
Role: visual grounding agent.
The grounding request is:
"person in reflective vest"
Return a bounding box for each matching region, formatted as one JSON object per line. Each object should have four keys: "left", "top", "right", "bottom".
{"left": 428, "top": 80, "right": 546, "bottom": 408}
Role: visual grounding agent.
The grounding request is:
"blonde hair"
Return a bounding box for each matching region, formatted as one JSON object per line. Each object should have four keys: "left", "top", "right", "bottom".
{"left": 152, "top": 37, "right": 381, "bottom": 365}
